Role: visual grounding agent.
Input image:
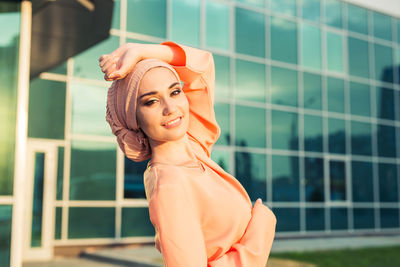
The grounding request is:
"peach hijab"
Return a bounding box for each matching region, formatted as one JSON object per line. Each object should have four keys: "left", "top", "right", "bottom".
{"left": 105, "top": 58, "right": 181, "bottom": 162}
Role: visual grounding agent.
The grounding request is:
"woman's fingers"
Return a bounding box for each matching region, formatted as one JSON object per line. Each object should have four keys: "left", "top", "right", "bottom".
{"left": 101, "top": 57, "right": 119, "bottom": 73}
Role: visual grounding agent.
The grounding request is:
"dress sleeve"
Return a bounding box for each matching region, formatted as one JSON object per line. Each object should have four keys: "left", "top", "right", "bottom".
{"left": 160, "top": 41, "right": 221, "bottom": 157}
{"left": 207, "top": 202, "right": 277, "bottom": 267}
{"left": 148, "top": 170, "right": 208, "bottom": 267}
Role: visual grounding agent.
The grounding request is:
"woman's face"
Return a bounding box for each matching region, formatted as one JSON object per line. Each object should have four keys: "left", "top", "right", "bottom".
{"left": 136, "top": 67, "right": 189, "bottom": 143}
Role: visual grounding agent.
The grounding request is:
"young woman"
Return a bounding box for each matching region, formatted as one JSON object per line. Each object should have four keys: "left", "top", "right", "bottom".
{"left": 99, "top": 41, "right": 276, "bottom": 266}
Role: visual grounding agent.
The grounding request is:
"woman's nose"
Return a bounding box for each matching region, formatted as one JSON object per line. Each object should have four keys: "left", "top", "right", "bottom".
{"left": 162, "top": 100, "right": 178, "bottom": 116}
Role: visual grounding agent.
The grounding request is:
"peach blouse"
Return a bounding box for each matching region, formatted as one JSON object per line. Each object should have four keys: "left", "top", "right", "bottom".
{"left": 143, "top": 41, "right": 276, "bottom": 267}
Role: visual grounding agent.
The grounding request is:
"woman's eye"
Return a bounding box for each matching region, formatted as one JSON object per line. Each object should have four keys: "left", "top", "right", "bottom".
{"left": 144, "top": 100, "right": 157, "bottom": 106}
{"left": 171, "top": 88, "right": 181, "bottom": 96}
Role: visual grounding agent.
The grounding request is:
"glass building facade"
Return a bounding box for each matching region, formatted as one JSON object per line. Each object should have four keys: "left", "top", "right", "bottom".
{"left": 2, "top": 0, "right": 400, "bottom": 265}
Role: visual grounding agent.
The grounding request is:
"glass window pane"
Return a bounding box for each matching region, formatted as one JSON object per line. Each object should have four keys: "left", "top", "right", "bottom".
{"left": 270, "top": 0, "right": 296, "bottom": 17}
{"left": 303, "top": 114, "right": 323, "bottom": 152}
{"left": 330, "top": 160, "right": 346, "bottom": 201}
{"left": 235, "top": 152, "right": 266, "bottom": 201}
{"left": 349, "top": 81, "right": 371, "bottom": 117}
{"left": 398, "top": 19, "right": 400, "bottom": 44}
{"left": 380, "top": 208, "right": 399, "bottom": 228}
{"left": 271, "top": 155, "right": 299, "bottom": 202}
{"left": 214, "top": 55, "right": 230, "bottom": 100}
{"left": 330, "top": 208, "right": 348, "bottom": 230}
{"left": 235, "top": 105, "right": 266, "bottom": 148}
{"left": 351, "top": 161, "right": 374, "bottom": 202}
{"left": 328, "top": 118, "right": 346, "bottom": 154}
{"left": 215, "top": 103, "right": 230, "bottom": 146}
{"left": 303, "top": 72, "right": 322, "bottom": 110}
{"left": 236, "top": 0, "right": 265, "bottom": 8}
{"left": 47, "top": 62, "right": 67, "bottom": 75}
{"left": 271, "top": 110, "right": 298, "bottom": 150}
{"left": 73, "top": 35, "right": 119, "bottom": 80}
{"left": 111, "top": 0, "right": 120, "bottom": 30}
{"left": 374, "top": 43, "right": 393, "bottom": 83}
{"left": 304, "top": 157, "right": 324, "bottom": 202}
{"left": 306, "top": 208, "right": 325, "bottom": 231}
{"left": 0, "top": 205, "right": 12, "bottom": 266}
{"left": 326, "top": 77, "right": 345, "bottom": 113}
{"left": 301, "top": 0, "right": 320, "bottom": 22}
{"left": 379, "top": 163, "right": 398, "bottom": 202}
{"left": 326, "top": 31, "right": 343, "bottom": 72}
{"left": 68, "top": 207, "right": 115, "bottom": 238}
{"left": 28, "top": 79, "right": 66, "bottom": 139}
{"left": 376, "top": 87, "right": 395, "bottom": 120}
{"left": 273, "top": 208, "right": 300, "bottom": 232}
{"left": 56, "top": 147, "right": 64, "bottom": 201}
{"left": 211, "top": 149, "right": 230, "bottom": 173}
{"left": 31, "top": 153, "right": 45, "bottom": 247}
{"left": 124, "top": 157, "right": 147, "bottom": 199}
{"left": 271, "top": 66, "right": 298, "bottom": 107}
{"left": 172, "top": 0, "right": 199, "bottom": 46}
{"left": 235, "top": 59, "right": 266, "bottom": 102}
{"left": 270, "top": 17, "right": 297, "bottom": 64}
{"left": 126, "top": 0, "right": 166, "bottom": 38}
{"left": 70, "top": 141, "right": 116, "bottom": 200}
{"left": 324, "top": 0, "right": 343, "bottom": 28}
{"left": 348, "top": 37, "right": 370, "bottom": 78}
{"left": 301, "top": 23, "right": 321, "bottom": 69}
{"left": 351, "top": 121, "right": 372, "bottom": 156}
{"left": 55, "top": 207, "right": 62, "bottom": 240}
{"left": 121, "top": 208, "right": 154, "bottom": 237}
{"left": 377, "top": 125, "right": 397, "bottom": 158}
{"left": 71, "top": 82, "right": 111, "bottom": 136}
{"left": 373, "top": 12, "right": 392, "bottom": 41}
{"left": 346, "top": 4, "right": 368, "bottom": 35}
{"left": 235, "top": 7, "right": 265, "bottom": 57}
{"left": 353, "top": 208, "right": 374, "bottom": 229}
{"left": 206, "top": 1, "right": 229, "bottom": 50}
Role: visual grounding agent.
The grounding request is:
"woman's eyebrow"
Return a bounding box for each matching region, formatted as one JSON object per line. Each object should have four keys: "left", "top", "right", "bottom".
{"left": 139, "top": 82, "right": 180, "bottom": 99}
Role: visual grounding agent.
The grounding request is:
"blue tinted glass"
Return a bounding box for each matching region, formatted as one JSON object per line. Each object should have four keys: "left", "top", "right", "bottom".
{"left": 68, "top": 207, "right": 115, "bottom": 238}
{"left": 330, "top": 160, "right": 346, "bottom": 201}
{"left": 211, "top": 149, "right": 230, "bottom": 173}
{"left": 304, "top": 157, "right": 324, "bottom": 202}
{"left": 235, "top": 7, "right": 265, "bottom": 57}
{"left": 346, "top": 4, "right": 368, "bottom": 35}
{"left": 330, "top": 208, "right": 348, "bottom": 230}
{"left": 306, "top": 208, "right": 325, "bottom": 231}
{"left": 270, "top": 17, "right": 297, "bottom": 64}
{"left": 55, "top": 207, "right": 61, "bottom": 239}
{"left": 172, "top": 0, "right": 200, "bottom": 46}
{"left": 373, "top": 12, "right": 392, "bottom": 41}
{"left": 0, "top": 205, "right": 12, "bottom": 266}
{"left": 235, "top": 152, "right": 267, "bottom": 201}
{"left": 324, "top": 0, "right": 343, "bottom": 28}
{"left": 271, "top": 66, "right": 298, "bottom": 107}
{"left": 379, "top": 163, "right": 398, "bottom": 202}
{"left": 375, "top": 87, "right": 395, "bottom": 120}
{"left": 214, "top": 54, "right": 230, "bottom": 100}
{"left": 206, "top": 1, "right": 230, "bottom": 50}
{"left": 236, "top": 0, "right": 265, "bottom": 8}
{"left": 353, "top": 208, "right": 375, "bottom": 229}
{"left": 121, "top": 208, "right": 154, "bottom": 237}
{"left": 235, "top": 59, "right": 266, "bottom": 102}
{"left": 303, "top": 114, "right": 323, "bottom": 152}
{"left": 111, "top": 0, "right": 120, "bottom": 29}
{"left": 126, "top": 0, "right": 166, "bottom": 38}
{"left": 380, "top": 208, "right": 399, "bottom": 228}
{"left": 377, "top": 124, "right": 397, "bottom": 158}
{"left": 272, "top": 155, "right": 299, "bottom": 202}
{"left": 326, "top": 77, "right": 345, "bottom": 113}
{"left": 328, "top": 118, "right": 346, "bottom": 154}
{"left": 270, "top": 0, "right": 296, "bottom": 16}
{"left": 215, "top": 103, "right": 230, "bottom": 146}
{"left": 303, "top": 72, "right": 322, "bottom": 110}
{"left": 374, "top": 43, "right": 394, "bottom": 83}
{"left": 301, "top": 0, "right": 320, "bottom": 22}
{"left": 352, "top": 161, "right": 374, "bottom": 202}
{"left": 124, "top": 157, "right": 147, "bottom": 199}
{"left": 348, "top": 37, "right": 370, "bottom": 78}
{"left": 31, "top": 153, "right": 44, "bottom": 247}
{"left": 326, "top": 31, "right": 343, "bottom": 72}
{"left": 273, "top": 208, "right": 300, "bottom": 232}
{"left": 235, "top": 105, "right": 266, "bottom": 148}
{"left": 271, "top": 110, "right": 298, "bottom": 150}
{"left": 56, "top": 147, "right": 64, "bottom": 201}
{"left": 351, "top": 121, "right": 372, "bottom": 156}
{"left": 301, "top": 23, "right": 321, "bottom": 69}
{"left": 349, "top": 81, "right": 371, "bottom": 117}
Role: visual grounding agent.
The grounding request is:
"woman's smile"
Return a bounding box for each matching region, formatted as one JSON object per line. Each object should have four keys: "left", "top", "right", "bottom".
{"left": 162, "top": 116, "right": 183, "bottom": 129}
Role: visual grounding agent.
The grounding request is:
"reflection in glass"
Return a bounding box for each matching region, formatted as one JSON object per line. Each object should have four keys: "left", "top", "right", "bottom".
{"left": 124, "top": 157, "right": 147, "bottom": 199}
{"left": 352, "top": 161, "right": 374, "bottom": 202}
{"left": 55, "top": 207, "right": 61, "bottom": 240}
{"left": 353, "top": 208, "right": 374, "bottom": 229}
{"left": 328, "top": 118, "right": 346, "bottom": 154}
{"left": 380, "top": 208, "right": 399, "bottom": 228}
{"left": 326, "top": 31, "right": 343, "bottom": 72}
{"left": 235, "top": 59, "right": 266, "bottom": 102}
{"left": 273, "top": 208, "right": 300, "bottom": 232}
{"left": 270, "top": 16, "right": 297, "bottom": 64}
{"left": 236, "top": 0, "right": 265, "bottom": 8}
{"left": 301, "top": 0, "right": 320, "bottom": 22}
{"left": 379, "top": 163, "right": 398, "bottom": 202}
{"left": 349, "top": 81, "right": 371, "bottom": 117}
{"left": 211, "top": 149, "right": 230, "bottom": 173}
{"left": 0, "top": 205, "right": 12, "bottom": 266}
{"left": 235, "top": 105, "right": 266, "bottom": 148}
{"left": 270, "top": 0, "right": 296, "bottom": 16}
{"left": 215, "top": 103, "right": 230, "bottom": 146}
{"left": 306, "top": 208, "right": 324, "bottom": 231}
{"left": 206, "top": 0, "right": 229, "bottom": 50}
{"left": 271, "top": 110, "right": 298, "bottom": 150}
{"left": 126, "top": 0, "right": 166, "bottom": 38}
{"left": 377, "top": 125, "right": 396, "bottom": 158}
{"left": 348, "top": 37, "right": 370, "bottom": 78}
{"left": 111, "top": 0, "right": 120, "bottom": 29}
{"left": 374, "top": 43, "right": 393, "bottom": 83}
{"left": 272, "top": 155, "right": 299, "bottom": 202}
{"left": 304, "top": 157, "right": 324, "bottom": 202}
{"left": 235, "top": 152, "right": 266, "bottom": 201}
{"left": 70, "top": 141, "right": 116, "bottom": 200}
{"left": 303, "top": 114, "right": 323, "bottom": 152}
{"left": 375, "top": 87, "right": 395, "bottom": 120}
{"left": 330, "top": 208, "right": 348, "bottom": 230}
{"left": 301, "top": 23, "right": 321, "bottom": 69}
{"left": 271, "top": 66, "right": 298, "bottom": 107}
{"left": 346, "top": 4, "right": 368, "bottom": 35}
{"left": 172, "top": 0, "right": 200, "bottom": 46}
{"left": 214, "top": 55, "right": 230, "bottom": 100}
{"left": 373, "top": 12, "right": 392, "bottom": 41}
{"left": 31, "top": 153, "right": 45, "bottom": 247}
{"left": 56, "top": 147, "right": 64, "bottom": 200}
{"left": 303, "top": 72, "right": 322, "bottom": 110}
{"left": 351, "top": 121, "right": 372, "bottom": 156}
{"left": 326, "top": 77, "right": 345, "bottom": 113}
{"left": 235, "top": 7, "right": 265, "bottom": 57}
{"left": 48, "top": 62, "right": 67, "bottom": 75}
{"left": 121, "top": 208, "right": 155, "bottom": 237}
{"left": 324, "top": 0, "right": 343, "bottom": 28}
{"left": 68, "top": 207, "right": 115, "bottom": 238}
{"left": 329, "top": 160, "right": 346, "bottom": 201}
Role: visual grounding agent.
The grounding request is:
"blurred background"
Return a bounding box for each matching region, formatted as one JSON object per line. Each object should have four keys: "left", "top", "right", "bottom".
{"left": 1, "top": 0, "right": 400, "bottom": 266}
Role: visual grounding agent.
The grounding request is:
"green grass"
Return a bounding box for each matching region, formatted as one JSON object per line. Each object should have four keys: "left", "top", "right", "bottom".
{"left": 270, "top": 246, "right": 400, "bottom": 267}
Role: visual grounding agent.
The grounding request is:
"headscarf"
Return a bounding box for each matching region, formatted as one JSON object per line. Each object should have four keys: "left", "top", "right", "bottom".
{"left": 105, "top": 58, "right": 181, "bottom": 162}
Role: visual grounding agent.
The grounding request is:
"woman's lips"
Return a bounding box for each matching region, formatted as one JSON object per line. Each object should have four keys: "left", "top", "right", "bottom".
{"left": 162, "top": 116, "right": 182, "bottom": 129}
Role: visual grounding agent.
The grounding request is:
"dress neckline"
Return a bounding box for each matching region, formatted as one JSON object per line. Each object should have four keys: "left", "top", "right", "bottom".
{"left": 147, "top": 159, "right": 206, "bottom": 172}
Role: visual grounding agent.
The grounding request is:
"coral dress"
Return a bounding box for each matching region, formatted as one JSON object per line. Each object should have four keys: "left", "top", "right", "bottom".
{"left": 143, "top": 41, "right": 276, "bottom": 267}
